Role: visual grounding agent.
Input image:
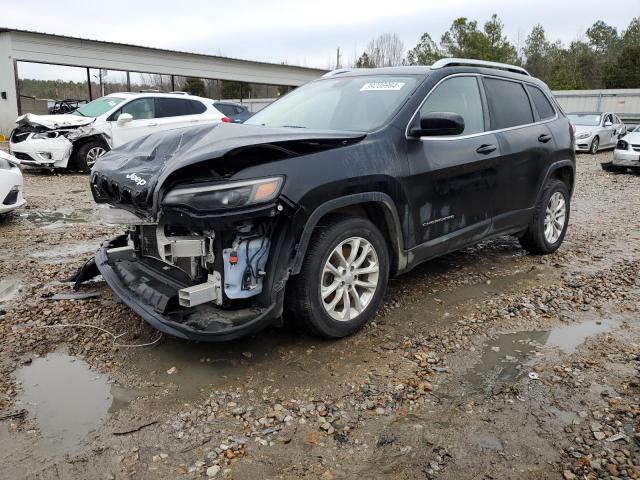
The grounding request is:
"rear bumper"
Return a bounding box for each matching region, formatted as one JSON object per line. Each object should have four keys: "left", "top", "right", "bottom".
{"left": 95, "top": 236, "right": 279, "bottom": 341}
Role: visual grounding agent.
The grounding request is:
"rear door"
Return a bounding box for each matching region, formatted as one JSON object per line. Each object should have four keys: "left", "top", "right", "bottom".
{"left": 155, "top": 98, "right": 212, "bottom": 130}
{"left": 405, "top": 75, "right": 503, "bottom": 254}
{"left": 482, "top": 77, "right": 553, "bottom": 232}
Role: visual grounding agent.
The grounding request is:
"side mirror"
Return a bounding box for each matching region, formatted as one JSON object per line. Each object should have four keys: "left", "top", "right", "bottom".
{"left": 117, "top": 113, "right": 133, "bottom": 125}
{"left": 409, "top": 112, "right": 465, "bottom": 137}
{"left": 604, "top": 121, "right": 612, "bottom": 127}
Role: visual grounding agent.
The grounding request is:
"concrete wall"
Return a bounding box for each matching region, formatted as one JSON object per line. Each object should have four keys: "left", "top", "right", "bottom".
{"left": 553, "top": 89, "right": 640, "bottom": 121}
{"left": 0, "top": 29, "right": 325, "bottom": 135}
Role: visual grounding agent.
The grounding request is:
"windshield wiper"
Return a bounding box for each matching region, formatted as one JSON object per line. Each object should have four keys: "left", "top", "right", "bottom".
{"left": 74, "top": 111, "right": 87, "bottom": 117}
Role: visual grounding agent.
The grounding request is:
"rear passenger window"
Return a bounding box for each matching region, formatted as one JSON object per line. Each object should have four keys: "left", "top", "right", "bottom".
{"left": 420, "top": 76, "right": 484, "bottom": 135}
{"left": 156, "top": 98, "right": 193, "bottom": 118}
{"left": 483, "top": 78, "right": 534, "bottom": 130}
{"left": 189, "top": 100, "right": 207, "bottom": 114}
{"left": 525, "top": 85, "right": 555, "bottom": 120}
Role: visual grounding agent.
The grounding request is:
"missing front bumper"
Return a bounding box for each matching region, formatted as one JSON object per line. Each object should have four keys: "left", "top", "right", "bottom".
{"left": 94, "top": 236, "right": 279, "bottom": 341}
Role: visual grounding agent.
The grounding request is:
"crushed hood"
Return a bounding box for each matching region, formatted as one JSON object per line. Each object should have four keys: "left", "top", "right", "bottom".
{"left": 90, "top": 123, "right": 365, "bottom": 218}
{"left": 16, "top": 113, "right": 94, "bottom": 130}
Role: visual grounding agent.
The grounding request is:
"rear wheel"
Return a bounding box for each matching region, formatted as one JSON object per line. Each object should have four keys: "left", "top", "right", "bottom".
{"left": 519, "top": 179, "right": 570, "bottom": 255}
{"left": 589, "top": 136, "right": 599, "bottom": 155}
{"left": 74, "top": 140, "right": 109, "bottom": 173}
{"left": 286, "top": 214, "right": 389, "bottom": 338}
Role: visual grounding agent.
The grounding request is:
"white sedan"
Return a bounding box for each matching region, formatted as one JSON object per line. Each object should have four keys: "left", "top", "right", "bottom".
{"left": 9, "top": 92, "right": 227, "bottom": 172}
{"left": 0, "top": 150, "right": 25, "bottom": 214}
{"left": 602, "top": 126, "right": 640, "bottom": 173}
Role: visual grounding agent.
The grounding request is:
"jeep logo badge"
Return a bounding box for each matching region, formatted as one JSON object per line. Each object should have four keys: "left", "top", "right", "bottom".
{"left": 125, "top": 173, "right": 147, "bottom": 186}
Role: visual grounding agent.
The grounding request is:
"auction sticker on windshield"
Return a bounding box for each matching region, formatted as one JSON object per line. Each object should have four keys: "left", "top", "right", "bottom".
{"left": 360, "top": 82, "right": 406, "bottom": 91}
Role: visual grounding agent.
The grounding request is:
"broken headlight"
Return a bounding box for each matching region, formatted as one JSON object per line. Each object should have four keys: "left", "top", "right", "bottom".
{"left": 32, "top": 130, "right": 70, "bottom": 140}
{"left": 162, "top": 177, "right": 283, "bottom": 212}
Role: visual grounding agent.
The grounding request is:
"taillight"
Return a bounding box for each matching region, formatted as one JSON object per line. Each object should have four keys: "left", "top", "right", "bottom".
{"left": 221, "top": 117, "right": 231, "bottom": 123}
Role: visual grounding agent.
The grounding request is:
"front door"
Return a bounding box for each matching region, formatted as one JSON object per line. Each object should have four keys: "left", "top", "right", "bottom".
{"left": 405, "top": 75, "right": 504, "bottom": 258}
{"left": 110, "top": 97, "right": 159, "bottom": 147}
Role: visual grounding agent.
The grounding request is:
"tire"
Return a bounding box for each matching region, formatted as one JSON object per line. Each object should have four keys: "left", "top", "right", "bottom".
{"left": 518, "top": 179, "right": 570, "bottom": 255}
{"left": 589, "top": 136, "right": 599, "bottom": 155}
{"left": 286, "top": 214, "right": 389, "bottom": 339}
{"left": 601, "top": 162, "right": 625, "bottom": 173}
{"left": 73, "top": 140, "right": 109, "bottom": 173}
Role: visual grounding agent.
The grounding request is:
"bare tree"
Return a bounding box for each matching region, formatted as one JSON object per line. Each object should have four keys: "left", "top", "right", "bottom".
{"left": 365, "top": 33, "right": 405, "bottom": 67}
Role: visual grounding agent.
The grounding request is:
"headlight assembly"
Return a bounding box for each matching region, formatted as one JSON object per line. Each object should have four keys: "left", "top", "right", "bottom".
{"left": 32, "top": 130, "right": 69, "bottom": 140}
{"left": 575, "top": 132, "right": 590, "bottom": 140}
{"left": 162, "top": 177, "right": 284, "bottom": 212}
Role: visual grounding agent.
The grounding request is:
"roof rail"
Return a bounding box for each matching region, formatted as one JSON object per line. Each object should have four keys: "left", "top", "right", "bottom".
{"left": 431, "top": 58, "right": 530, "bottom": 76}
{"left": 321, "top": 68, "right": 353, "bottom": 78}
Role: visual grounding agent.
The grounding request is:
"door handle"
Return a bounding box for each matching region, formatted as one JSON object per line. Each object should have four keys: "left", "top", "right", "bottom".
{"left": 476, "top": 144, "right": 497, "bottom": 155}
{"left": 538, "top": 134, "right": 552, "bottom": 143}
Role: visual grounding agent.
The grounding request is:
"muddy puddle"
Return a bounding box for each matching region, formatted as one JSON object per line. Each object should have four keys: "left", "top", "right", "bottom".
{"left": 20, "top": 208, "right": 95, "bottom": 228}
{"left": 0, "top": 276, "right": 22, "bottom": 305}
{"left": 467, "top": 318, "right": 619, "bottom": 392}
{"left": 14, "top": 352, "right": 133, "bottom": 456}
{"left": 124, "top": 330, "right": 312, "bottom": 399}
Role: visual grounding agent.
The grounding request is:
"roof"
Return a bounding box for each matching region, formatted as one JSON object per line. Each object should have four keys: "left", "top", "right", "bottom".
{"left": 0, "top": 27, "right": 325, "bottom": 73}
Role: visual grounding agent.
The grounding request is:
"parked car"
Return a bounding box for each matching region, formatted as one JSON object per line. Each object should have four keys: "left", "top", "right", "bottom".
{"left": 567, "top": 112, "right": 626, "bottom": 154}
{"left": 602, "top": 125, "right": 640, "bottom": 173}
{"left": 9, "top": 92, "right": 225, "bottom": 172}
{"left": 0, "top": 151, "right": 25, "bottom": 215}
{"left": 213, "top": 101, "right": 253, "bottom": 123}
{"left": 81, "top": 58, "right": 575, "bottom": 342}
{"left": 48, "top": 99, "right": 88, "bottom": 115}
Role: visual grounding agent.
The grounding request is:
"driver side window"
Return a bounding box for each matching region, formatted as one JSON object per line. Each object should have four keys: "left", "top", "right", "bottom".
{"left": 118, "top": 98, "right": 156, "bottom": 120}
{"left": 419, "top": 76, "right": 484, "bottom": 136}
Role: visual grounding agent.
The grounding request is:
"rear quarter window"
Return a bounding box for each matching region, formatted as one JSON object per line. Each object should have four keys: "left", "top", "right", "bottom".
{"left": 525, "top": 85, "right": 555, "bottom": 120}
{"left": 483, "top": 78, "right": 534, "bottom": 130}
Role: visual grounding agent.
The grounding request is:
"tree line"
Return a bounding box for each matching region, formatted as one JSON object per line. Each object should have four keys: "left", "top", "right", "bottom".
{"left": 354, "top": 15, "right": 640, "bottom": 89}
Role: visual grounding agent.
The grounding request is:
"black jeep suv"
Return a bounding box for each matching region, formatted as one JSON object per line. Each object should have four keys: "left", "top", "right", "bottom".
{"left": 88, "top": 58, "right": 575, "bottom": 341}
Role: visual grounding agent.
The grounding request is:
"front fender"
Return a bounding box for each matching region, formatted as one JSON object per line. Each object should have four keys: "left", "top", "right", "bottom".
{"left": 290, "top": 192, "right": 407, "bottom": 275}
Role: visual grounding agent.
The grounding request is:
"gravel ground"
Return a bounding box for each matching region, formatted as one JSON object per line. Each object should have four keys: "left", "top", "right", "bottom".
{"left": 0, "top": 148, "right": 638, "bottom": 479}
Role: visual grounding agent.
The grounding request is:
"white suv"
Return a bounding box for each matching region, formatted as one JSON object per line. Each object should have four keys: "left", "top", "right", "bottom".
{"left": 9, "top": 92, "right": 226, "bottom": 172}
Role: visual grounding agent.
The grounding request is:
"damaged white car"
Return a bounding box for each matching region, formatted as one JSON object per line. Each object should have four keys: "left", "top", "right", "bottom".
{"left": 0, "top": 150, "right": 25, "bottom": 215}
{"left": 9, "top": 92, "right": 227, "bottom": 172}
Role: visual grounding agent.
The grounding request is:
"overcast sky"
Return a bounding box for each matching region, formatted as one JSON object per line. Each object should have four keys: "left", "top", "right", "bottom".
{"left": 3, "top": 0, "right": 638, "bottom": 76}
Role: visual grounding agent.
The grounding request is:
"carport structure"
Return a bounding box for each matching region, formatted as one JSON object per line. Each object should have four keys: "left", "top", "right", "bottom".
{"left": 0, "top": 28, "right": 326, "bottom": 135}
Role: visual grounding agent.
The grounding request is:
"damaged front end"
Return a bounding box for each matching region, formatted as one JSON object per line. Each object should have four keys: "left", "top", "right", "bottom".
{"left": 10, "top": 114, "right": 108, "bottom": 168}
{"left": 85, "top": 124, "right": 363, "bottom": 340}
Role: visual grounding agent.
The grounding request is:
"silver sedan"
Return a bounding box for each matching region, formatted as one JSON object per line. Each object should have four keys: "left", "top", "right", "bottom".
{"left": 568, "top": 112, "right": 626, "bottom": 154}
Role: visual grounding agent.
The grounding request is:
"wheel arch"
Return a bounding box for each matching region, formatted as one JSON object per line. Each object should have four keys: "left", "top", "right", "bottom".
{"left": 538, "top": 160, "right": 576, "bottom": 198}
{"left": 290, "top": 193, "right": 406, "bottom": 276}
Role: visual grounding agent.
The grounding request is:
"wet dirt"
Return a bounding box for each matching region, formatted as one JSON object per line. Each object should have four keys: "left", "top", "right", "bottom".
{"left": 0, "top": 151, "right": 639, "bottom": 479}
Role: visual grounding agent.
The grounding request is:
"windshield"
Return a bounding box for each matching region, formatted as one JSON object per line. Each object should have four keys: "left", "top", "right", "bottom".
{"left": 567, "top": 114, "right": 602, "bottom": 126}
{"left": 246, "top": 75, "right": 420, "bottom": 132}
{"left": 73, "top": 97, "right": 125, "bottom": 117}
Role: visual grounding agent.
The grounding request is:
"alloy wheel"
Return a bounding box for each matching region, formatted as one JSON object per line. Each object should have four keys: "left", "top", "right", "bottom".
{"left": 86, "top": 146, "right": 107, "bottom": 167}
{"left": 590, "top": 137, "right": 599, "bottom": 154}
{"left": 320, "top": 237, "right": 380, "bottom": 321}
{"left": 544, "top": 191, "right": 566, "bottom": 244}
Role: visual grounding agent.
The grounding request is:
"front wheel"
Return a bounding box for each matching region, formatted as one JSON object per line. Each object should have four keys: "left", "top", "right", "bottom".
{"left": 286, "top": 214, "right": 389, "bottom": 338}
{"left": 74, "top": 141, "right": 109, "bottom": 173}
{"left": 589, "top": 136, "right": 599, "bottom": 155}
{"left": 519, "top": 179, "right": 570, "bottom": 255}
